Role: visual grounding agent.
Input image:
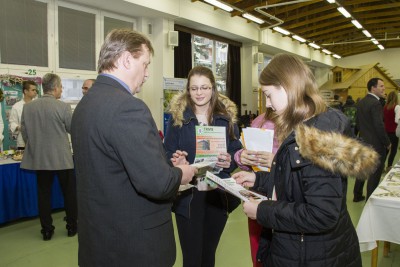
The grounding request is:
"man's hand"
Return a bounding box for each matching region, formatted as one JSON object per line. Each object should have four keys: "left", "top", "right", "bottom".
{"left": 177, "top": 165, "right": 197, "bottom": 185}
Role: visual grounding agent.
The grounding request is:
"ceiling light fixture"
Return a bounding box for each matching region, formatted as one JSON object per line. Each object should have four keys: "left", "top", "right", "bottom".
{"left": 362, "top": 30, "right": 372, "bottom": 38}
{"left": 204, "top": 0, "right": 233, "bottom": 12}
{"left": 242, "top": 13, "right": 264, "bottom": 24}
{"left": 337, "top": 7, "right": 351, "bottom": 18}
{"left": 322, "top": 49, "right": 332, "bottom": 55}
{"left": 326, "top": 0, "right": 335, "bottom": 3}
{"left": 273, "top": 26, "right": 290, "bottom": 35}
{"left": 308, "top": 43, "right": 320, "bottom": 49}
{"left": 292, "top": 35, "right": 306, "bottom": 43}
{"left": 371, "top": 38, "right": 379, "bottom": 45}
{"left": 351, "top": 20, "right": 362, "bottom": 29}
{"left": 333, "top": 54, "right": 341, "bottom": 59}
{"left": 378, "top": 44, "right": 385, "bottom": 50}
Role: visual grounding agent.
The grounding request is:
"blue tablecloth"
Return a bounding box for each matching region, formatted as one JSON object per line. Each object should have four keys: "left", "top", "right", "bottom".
{"left": 0, "top": 160, "right": 64, "bottom": 224}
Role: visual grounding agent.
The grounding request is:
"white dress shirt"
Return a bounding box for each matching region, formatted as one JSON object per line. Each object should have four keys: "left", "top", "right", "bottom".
{"left": 9, "top": 99, "right": 26, "bottom": 148}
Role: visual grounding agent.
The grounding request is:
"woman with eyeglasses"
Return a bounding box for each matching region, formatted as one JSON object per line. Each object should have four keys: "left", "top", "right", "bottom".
{"left": 164, "top": 66, "right": 242, "bottom": 267}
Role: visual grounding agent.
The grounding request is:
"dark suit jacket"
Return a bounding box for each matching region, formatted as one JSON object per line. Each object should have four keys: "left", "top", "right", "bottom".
{"left": 356, "top": 93, "right": 390, "bottom": 152}
{"left": 71, "top": 75, "right": 182, "bottom": 267}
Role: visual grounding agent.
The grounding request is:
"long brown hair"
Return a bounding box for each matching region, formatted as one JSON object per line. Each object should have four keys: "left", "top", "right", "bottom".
{"left": 259, "top": 54, "right": 326, "bottom": 141}
{"left": 385, "top": 91, "right": 398, "bottom": 109}
{"left": 185, "top": 66, "right": 237, "bottom": 139}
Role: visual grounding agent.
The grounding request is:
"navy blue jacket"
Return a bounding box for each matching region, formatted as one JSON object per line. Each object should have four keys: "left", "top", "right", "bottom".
{"left": 164, "top": 106, "right": 242, "bottom": 218}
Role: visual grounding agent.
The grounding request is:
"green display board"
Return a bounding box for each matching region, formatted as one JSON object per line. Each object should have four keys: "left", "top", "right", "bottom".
{"left": 0, "top": 74, "right": 42, "bottom": 150}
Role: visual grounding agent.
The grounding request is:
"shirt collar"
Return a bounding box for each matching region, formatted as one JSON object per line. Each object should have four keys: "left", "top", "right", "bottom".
{"left": 100, "top": 73, "right": 131, "bottom": 94}
{"left": 367, "top": 92, "right": 380, "bottom": 100}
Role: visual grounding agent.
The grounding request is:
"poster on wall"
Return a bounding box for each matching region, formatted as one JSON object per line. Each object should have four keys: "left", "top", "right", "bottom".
{"left": 0, "top": 74, "right": 42, "bottom": 150}
{"left": 163, "top": 77, "right": 186, "bottom": 134}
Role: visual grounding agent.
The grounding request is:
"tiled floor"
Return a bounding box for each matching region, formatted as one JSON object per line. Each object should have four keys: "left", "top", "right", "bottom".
{"left": 0, "top": 176, "right": 399, "bottom": 266}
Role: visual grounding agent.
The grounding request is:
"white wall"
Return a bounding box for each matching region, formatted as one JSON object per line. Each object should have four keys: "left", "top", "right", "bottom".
{"left": 7, "top": 0, "right": 400, "bottom": 128}
{"left": 336, "top": 48, "right": 400, "bottom": 80}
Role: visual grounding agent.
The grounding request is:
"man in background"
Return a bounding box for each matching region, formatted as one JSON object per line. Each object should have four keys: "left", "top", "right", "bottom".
{"left": 9, "top": 80, "right": 38, "bottom": 150}
{"left": 81, "top": 79, "right": 95, "bottom": 96}
{"left": 71, "top": 29, "right": 196, "bottom": 267}
{"left": 354, "top": 77, "right": 390, "bottom": 201}
{"left": 21, "top": 73, "right": 77, "bottom": 241}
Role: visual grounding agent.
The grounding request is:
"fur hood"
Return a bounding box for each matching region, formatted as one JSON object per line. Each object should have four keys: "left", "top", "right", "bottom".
{"left": 168, "top": 92, "right": 238, "bottom": 127}
{"left": 295, "top": 124, "right": 379, "bottom": 180}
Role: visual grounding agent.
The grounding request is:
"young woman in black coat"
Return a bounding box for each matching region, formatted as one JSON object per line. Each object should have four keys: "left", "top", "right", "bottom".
{"left": 233, "top": 54, "right": 379, "bottom": 267}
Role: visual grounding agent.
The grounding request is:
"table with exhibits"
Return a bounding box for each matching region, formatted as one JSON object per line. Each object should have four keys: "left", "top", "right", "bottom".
{"left": 356, "top": 163, "right": 400, "bottom": 267}
{"left": 0, "top": 159, "right": 64, "bottom": 224}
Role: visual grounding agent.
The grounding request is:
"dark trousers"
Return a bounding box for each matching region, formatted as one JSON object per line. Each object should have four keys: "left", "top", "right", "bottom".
{"left": 386, "top": 132, "right": 398, "bottom": 168}
{"left": 36, "top": 169, "right": 77, "bottom": 232}
{"left": 354, "top": 147, "right": 386, "bottom": 200}
{"left": 175, "top": 190, "right": 228, "bottom": 267}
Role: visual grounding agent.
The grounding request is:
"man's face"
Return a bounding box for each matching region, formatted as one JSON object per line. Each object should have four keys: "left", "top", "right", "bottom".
{"left": 372, "top": 79, "right": 385, "bottom": 98}
{"left": 82, "top": 80, "right": 93, "bottom": 95}
{"left": 55, "top": 84, "right": 63, "bottom": 99}
{"left": 128, "top": 45, "right": 151, "bottom": 94}
{"left": 24, "top": 85, "right": 38, "bottom": 100}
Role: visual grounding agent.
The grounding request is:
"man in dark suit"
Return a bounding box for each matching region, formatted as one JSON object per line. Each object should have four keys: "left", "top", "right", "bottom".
{"left": 71, "top": 29, "right": 196, "bottom": 267}
{"left": 353, "top": 78, "right": 390, "bottom": 201}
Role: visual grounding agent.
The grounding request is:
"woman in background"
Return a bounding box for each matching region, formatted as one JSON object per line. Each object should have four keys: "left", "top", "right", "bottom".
{"left": 234, "top": 108, "right": 278, "bottom": 267}
{"left": 164, "top": 66, "right": 242, "bottom": 267}
{"left": 233, "top": 54, "right": 378, "bottom": 267}
{"left": 383, "top": 90, "right": 400, "bottom": 172}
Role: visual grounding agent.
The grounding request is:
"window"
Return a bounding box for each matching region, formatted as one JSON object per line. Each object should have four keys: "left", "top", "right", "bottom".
{"left": 334, "top": 71, "right": 342, "bottom": 83}
{"left": 192, "top": 35, "right": 228, "bottom": 94}
{"left": 104, "top": 16, "right": 134, "bottom": 38}
{"left": 58, "top": 6, "right": 96, "bottom": 70}
{"left": 0, "top": 0, "right": 48, "bottom": 66}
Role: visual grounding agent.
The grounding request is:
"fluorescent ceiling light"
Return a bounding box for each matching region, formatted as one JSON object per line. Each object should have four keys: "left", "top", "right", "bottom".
{"left": 371, "top": 39, "right": 379, "bottom": 45}
{"left": 308, "top": 43, "right": 321, "bottom": 49}
{"left": 333, "top": 54, "right": 341, "bottom": 59}
{"left": 362, "top": 30, "right": 372, "bottom": 37}
{"left": 337, "top": 7, "right": 351, "bottom": 18}
{"left": 204, "top": 0, "right": 233, "bottom": 12}
{"left": 242, "top": 13, "right": 264, "bottom": 24}
{"left": 273, "top": 26, "right": 290, "bottom": 35}
{"left": 326, "top": 0, "right": 335, "bottom": 3}
{"left": 322, "top": 49, "right": 332, "bottom": 55}
{"left": 351, "top": 20, "right": 362, "bottom": 29}
{"left": 378, "top": 44, "right": 385, "bottom": 50}
{"left": 292, "top": 35, "right": 306, "bottom": 43}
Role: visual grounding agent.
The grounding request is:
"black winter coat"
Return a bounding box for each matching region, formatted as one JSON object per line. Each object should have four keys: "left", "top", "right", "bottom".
{"left": 253, "top": 108, "right": 378, "bottom": 267}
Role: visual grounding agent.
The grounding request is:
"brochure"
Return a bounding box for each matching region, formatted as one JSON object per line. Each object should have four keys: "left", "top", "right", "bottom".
{"left": 205, "top": 171, "right": 268, "bottom": 202}
{"left": 241, "top": 127, "right": 274, "bottom": 172}
{"left": 193, "top": 126, "right": 227, "bottom": 174}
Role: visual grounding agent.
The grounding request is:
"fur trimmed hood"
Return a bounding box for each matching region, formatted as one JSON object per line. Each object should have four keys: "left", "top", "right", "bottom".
{"left": 295, "top": 124, "right": 379, "bottom": 180}
{"left": 168, "top": 92, "right": 238, "bottom": 127}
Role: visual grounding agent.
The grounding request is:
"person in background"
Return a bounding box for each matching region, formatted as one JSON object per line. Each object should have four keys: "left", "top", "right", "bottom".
{"left": 164, "top": 66, "right": 242, "bottom": 267}
{"left": 331, "top": 94, "right": 343, "bottom": 111}
{"left": 20, "top": 73, "right": 77, "bottom": 241}
{"left": 383, "top": 91, "right": 400, "bottom": 172}
{"left": 342, "top": 95, "right": 357, "bottom": 135}
{"left": 71, "top": 29, "right": 196, "bottom": 267}
{"left": 233, "top": 54, "right": 378, "bottom": 267}
{"left": 233, "top": 108, "right": 279, "bottom": 267}
{"left": 81, "top": 79, "right": 95, "bottom": 96}
{"left": 354, "top": 78, "right": 390, "bottom": 201}
{"left": 9, "top": 80, "right": 38, "bottom": 150}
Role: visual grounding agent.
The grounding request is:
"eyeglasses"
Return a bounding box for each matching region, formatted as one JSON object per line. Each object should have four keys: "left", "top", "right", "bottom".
{"left": 190, "top": 86, "right": 212, "bottom": 92}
